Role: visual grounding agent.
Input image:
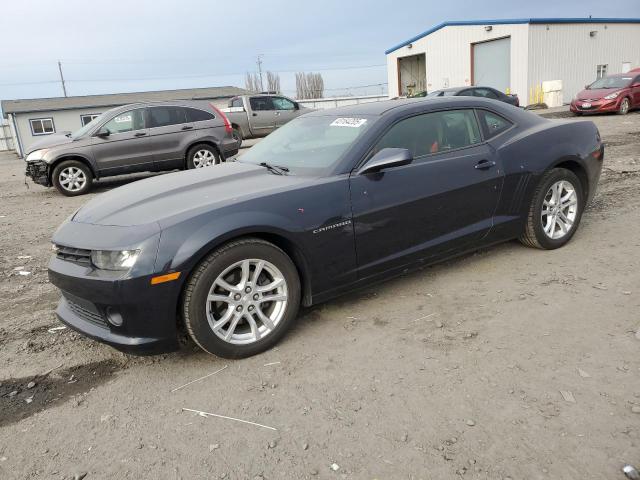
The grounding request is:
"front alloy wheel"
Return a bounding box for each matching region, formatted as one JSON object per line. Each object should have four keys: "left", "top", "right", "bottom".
{"left": 206, "top": 259, "right": 288, "bottom": 345}
{"left": 618, "top": 98, "right": 630, "bottom": 115}
{"left": 52, "top": 160, "right": 93, "bottom": 196}
{"left": 183, "top": 238, "right": 301, "bottom": 358}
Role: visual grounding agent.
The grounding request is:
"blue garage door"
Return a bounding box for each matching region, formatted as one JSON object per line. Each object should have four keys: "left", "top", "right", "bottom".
{"left": 473, "top": 37, "right": 511, "bottom": 93}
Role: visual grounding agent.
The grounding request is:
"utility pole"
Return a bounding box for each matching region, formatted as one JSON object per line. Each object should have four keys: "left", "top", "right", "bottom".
{"left": 256, "top": 55, "right": 264, "bottom": 92}
{"left": 57, "top": 60, "right": 68, "bottom": 97}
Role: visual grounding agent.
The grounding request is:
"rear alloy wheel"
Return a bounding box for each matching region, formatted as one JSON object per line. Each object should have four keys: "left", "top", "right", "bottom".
{"left": 182, "top": 238, "right": 301, "bottom": 358}
{"left": 618, "top": 97, "right": 630, "bottom": 115}
{"left": 187, "top": 145, "right": 221, "bottom": 169}
{"left": 52, "top": 160, "right": 92, "bottom": 196}
{"left": 519, "top": 168, "right": 584, "bottom": 250}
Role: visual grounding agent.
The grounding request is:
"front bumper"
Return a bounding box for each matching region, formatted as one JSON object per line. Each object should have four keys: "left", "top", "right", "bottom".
{"left": 48, "top": 254, "right": 182, "bottom": 355}
{"left": 25, "top": 160, "right": 51, "bottom": 187}
{"left": 570, "top": 98, "right": 620, "bottom": 114}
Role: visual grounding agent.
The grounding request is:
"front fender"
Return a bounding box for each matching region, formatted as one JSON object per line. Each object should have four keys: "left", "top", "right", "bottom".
{"left": 154, "top": 210, "right": 305, "bottom": 275}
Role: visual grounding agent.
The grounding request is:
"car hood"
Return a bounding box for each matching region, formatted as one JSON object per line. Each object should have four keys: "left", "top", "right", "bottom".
{"left": 575, "top": 88, "right": 624, "bottom": 100}
{"left": 26, "top": 134, "right": 74, "bottom": 154}
{"left": 73, "top": 162, "right": 308, "bottom": 228}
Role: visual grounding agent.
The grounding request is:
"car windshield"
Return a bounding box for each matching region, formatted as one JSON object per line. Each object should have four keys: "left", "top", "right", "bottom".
{"left": 70, "top": 111, "right": 110, "bottom": 139}
{"left": 589, "top": 76, "right": 632, "bottom": 89}
{"left": 238, "top": 115, "right": 375, "bottom": 175}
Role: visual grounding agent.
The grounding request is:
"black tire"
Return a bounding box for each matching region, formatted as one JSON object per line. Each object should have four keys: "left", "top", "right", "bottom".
{"left": 519, "top": 168, "right": 584, "bottom": 250}
{"left": 182, "top": 238, "right": 301, "bottom": 359}
{"left": 51, "top": 160, "right": 93, "bottom": 196}
{"left": 617, "top": 97, "right": 630, "bottom": 115}
{"left": 186, "top": 144, "right": 221, "bottom": 169}
{"left": 232, "top": 127, "right": 243, "bottom": 148}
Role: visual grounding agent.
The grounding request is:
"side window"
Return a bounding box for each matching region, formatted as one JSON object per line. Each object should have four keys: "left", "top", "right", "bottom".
{"left": 103, "top": 109, "right": 145, "bottom": 134}
{"left": 477, "top": 110, "right": 513, "bottom": 139}
{"left": 230, "top": 98, "right": 244, "bottom": 108}
{"left": 249, "top": 96, "right": 275, "bottom": 111}
{"left": 29, "top": 118, "right": 55, "bottom": 135}
{"left": 474, "top": 88, "right": 499, "bottom": 99}
{"left": 375, "top": 109, "right": 481, "bottom": 158}
{"left": 272, "top": 97, "right": 296, "bottom": 110}
{"left": 185, "top": 107, "right": 215, "bottom": 122}
{"left": 458, "top": 89, "right": 474, "bottom": 96}
{"left": 148, "top": 107, "right": 186, "bottom": 128}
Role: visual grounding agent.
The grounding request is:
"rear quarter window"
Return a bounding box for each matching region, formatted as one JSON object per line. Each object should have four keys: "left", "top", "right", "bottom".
{"left": 185, "top": 108, "right": 215, "bottom": 122}
{"left": 477, "top": 110, "right": 513, "bottom": 139}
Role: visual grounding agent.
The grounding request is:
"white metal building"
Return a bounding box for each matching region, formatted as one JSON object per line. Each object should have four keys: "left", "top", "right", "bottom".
{"left": 1, "top": 86, "right": 247, "bottom": 157}
{"left": 385, "top": 18, "right": 640, "bottom": 106}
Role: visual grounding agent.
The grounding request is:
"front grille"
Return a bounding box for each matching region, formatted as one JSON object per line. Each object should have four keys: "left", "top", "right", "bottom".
{"left": 56, "top": 245, "right": 92, "bottom": 266}
{"left": 63, "top": 292, "right": 108, "bottom": 329}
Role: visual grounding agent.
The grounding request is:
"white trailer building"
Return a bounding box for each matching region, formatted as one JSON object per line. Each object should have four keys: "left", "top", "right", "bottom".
{"left": 385, "top": 18, "right": 640, "bottom": 106}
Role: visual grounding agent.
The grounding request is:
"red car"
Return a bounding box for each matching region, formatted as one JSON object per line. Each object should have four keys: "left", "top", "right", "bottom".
{"left": 570, "top": 71, "right": 640, "bottom": 115}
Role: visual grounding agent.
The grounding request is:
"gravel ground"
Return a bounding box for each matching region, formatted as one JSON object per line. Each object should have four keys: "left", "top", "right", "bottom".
{"left": 0, "top": 110, "right": 639, "bottom": 480}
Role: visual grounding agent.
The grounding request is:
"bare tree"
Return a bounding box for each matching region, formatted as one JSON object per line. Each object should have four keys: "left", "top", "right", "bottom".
{"left": 245, "top": 72, "right": 261, "bottom": 92}
{"left": 266, "top": 71, "right": 281, "bottom": 93}
{"left": 295, "top": 72, "right": 324, "bottom": 99}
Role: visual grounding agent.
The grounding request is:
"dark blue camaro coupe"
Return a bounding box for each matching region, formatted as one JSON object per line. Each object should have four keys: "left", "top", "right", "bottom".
{"left": 49, "top": 97, "right": 603, "bottom": 358}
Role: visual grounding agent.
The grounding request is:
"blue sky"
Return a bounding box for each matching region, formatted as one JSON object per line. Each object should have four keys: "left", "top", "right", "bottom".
{"left": 0, "top": 0, "right": 638, "bottom": 106}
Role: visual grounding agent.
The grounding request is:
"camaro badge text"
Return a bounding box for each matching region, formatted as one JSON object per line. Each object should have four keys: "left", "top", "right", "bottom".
{"left": 312, "top": 220, "right": 352, "bottom": 234}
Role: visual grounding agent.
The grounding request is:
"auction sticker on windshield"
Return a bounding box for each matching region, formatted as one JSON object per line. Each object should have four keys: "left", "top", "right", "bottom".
{"left": 330, "top": 118, "right": 367, "bottom": 128}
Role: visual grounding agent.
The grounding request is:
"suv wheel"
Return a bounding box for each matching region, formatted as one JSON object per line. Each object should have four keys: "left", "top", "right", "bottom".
{"left": 519, "top": 168, "right": 584, "bottom": 250}
{"left": 52, "top": 160, "right": 92, "bottom": 196}
{"left": 187, "top": 145, "right": 221, "bottom": 169}
{"left": 182, "top": 238, "right": 301, "bottom": 358}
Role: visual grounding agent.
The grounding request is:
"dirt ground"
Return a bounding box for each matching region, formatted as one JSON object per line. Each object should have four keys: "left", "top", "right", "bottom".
{"left": 0, "top": 110, "right": 639, "bottom": 480}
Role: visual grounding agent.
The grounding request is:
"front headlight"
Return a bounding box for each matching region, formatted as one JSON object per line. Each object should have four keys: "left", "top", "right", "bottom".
{"left": 604, "top": 92, "right": 620, "bottom": 100}
{"left": 26, "top": 149, "right": 49, "bottom": 162}
{"left": 91, "top": 250, "right": 140, "bottom": 271}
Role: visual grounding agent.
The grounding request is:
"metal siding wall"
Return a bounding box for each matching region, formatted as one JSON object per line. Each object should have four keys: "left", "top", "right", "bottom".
{"left": 528, "top": 23, "right": 640, "bottom": 104}
{"left": 386, "top": 24, "right": 529, "bottom": 102}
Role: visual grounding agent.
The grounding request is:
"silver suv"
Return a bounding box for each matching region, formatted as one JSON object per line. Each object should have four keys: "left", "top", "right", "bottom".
{"left": 24, "top": 100, "right": 239, "bottom": 196}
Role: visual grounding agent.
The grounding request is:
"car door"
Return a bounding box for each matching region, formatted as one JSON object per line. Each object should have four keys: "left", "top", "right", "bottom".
{"left": 147, "top": 106, "right": 193, "bottom": 170}
{"left": 248, "top": 96, "right": 277, "bottom": 135}
{"left": 350, "top": 108, "right": 503, "bottom": 279}
{"left": 271, "top": 96, "right": 299, "bottom": 127}
{"left": 91, "top": 108, "right": 153, "bottom": 175}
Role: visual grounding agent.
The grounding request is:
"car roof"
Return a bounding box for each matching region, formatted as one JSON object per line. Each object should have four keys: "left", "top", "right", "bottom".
{"left": 111, "top": 100, "right": 215, "bottom": 109}
{"left": 305, "top": 96, "right": 520, "bottom": 117}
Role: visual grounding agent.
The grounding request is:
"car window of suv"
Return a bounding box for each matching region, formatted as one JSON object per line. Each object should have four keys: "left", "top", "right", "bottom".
{"left": 148, "top": 107, "right": 187, "bottom": 128}
{"left": 250, "top": 96, "right": 275, "bottom": 111}
{"left": 185, "top": 107, "right": 215, "bottom": 122}
{"left": 375, "top": 109, "right": 481, "bottom": 159}
{"left": 272, "top": 97, "right": 296, "bottom": 110}
{"left": 102, "top": 109, "right": 145, "bottom": 134}
{"left": 477, "top": 110, "right": 513, "bottom": 139}
{"left": 474, "top": 88, "right": 499, "bottom": 99}
{"left": 230, "top": 98, "right": 244, "bottom": 108}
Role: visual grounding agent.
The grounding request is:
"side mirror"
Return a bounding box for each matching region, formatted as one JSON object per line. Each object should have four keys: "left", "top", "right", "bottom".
{"left": 294, "top": 102, "right": 300, "bottom": 110}
{"left": 95, "top": 127, "right": 110, "bottom": 138}
{"left": 359, "top": 148, "right": 413, "bottom": 175}
{"left": 585, "top": 84, "right": 590, "bottom": 89}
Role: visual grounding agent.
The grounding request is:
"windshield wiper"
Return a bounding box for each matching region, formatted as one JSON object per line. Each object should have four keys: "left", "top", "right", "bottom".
{"left": 259, "top": 162, "right": 289, "bottom": 175}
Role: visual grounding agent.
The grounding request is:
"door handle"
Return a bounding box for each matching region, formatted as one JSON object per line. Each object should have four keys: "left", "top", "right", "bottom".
{"left": 252, "top": 113, "right": 258, "bottom": 117}
{"left": 134, "top": 132, "right": 147, "bottom": 137}
{"left": 275, "top": 112, "right": 281, "bottom": 116}
{"left": 181, "top": 125, "right": 194, "bottom": 130}
{"left": 475, "top": 159, "right": 496, "bottom": 170}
